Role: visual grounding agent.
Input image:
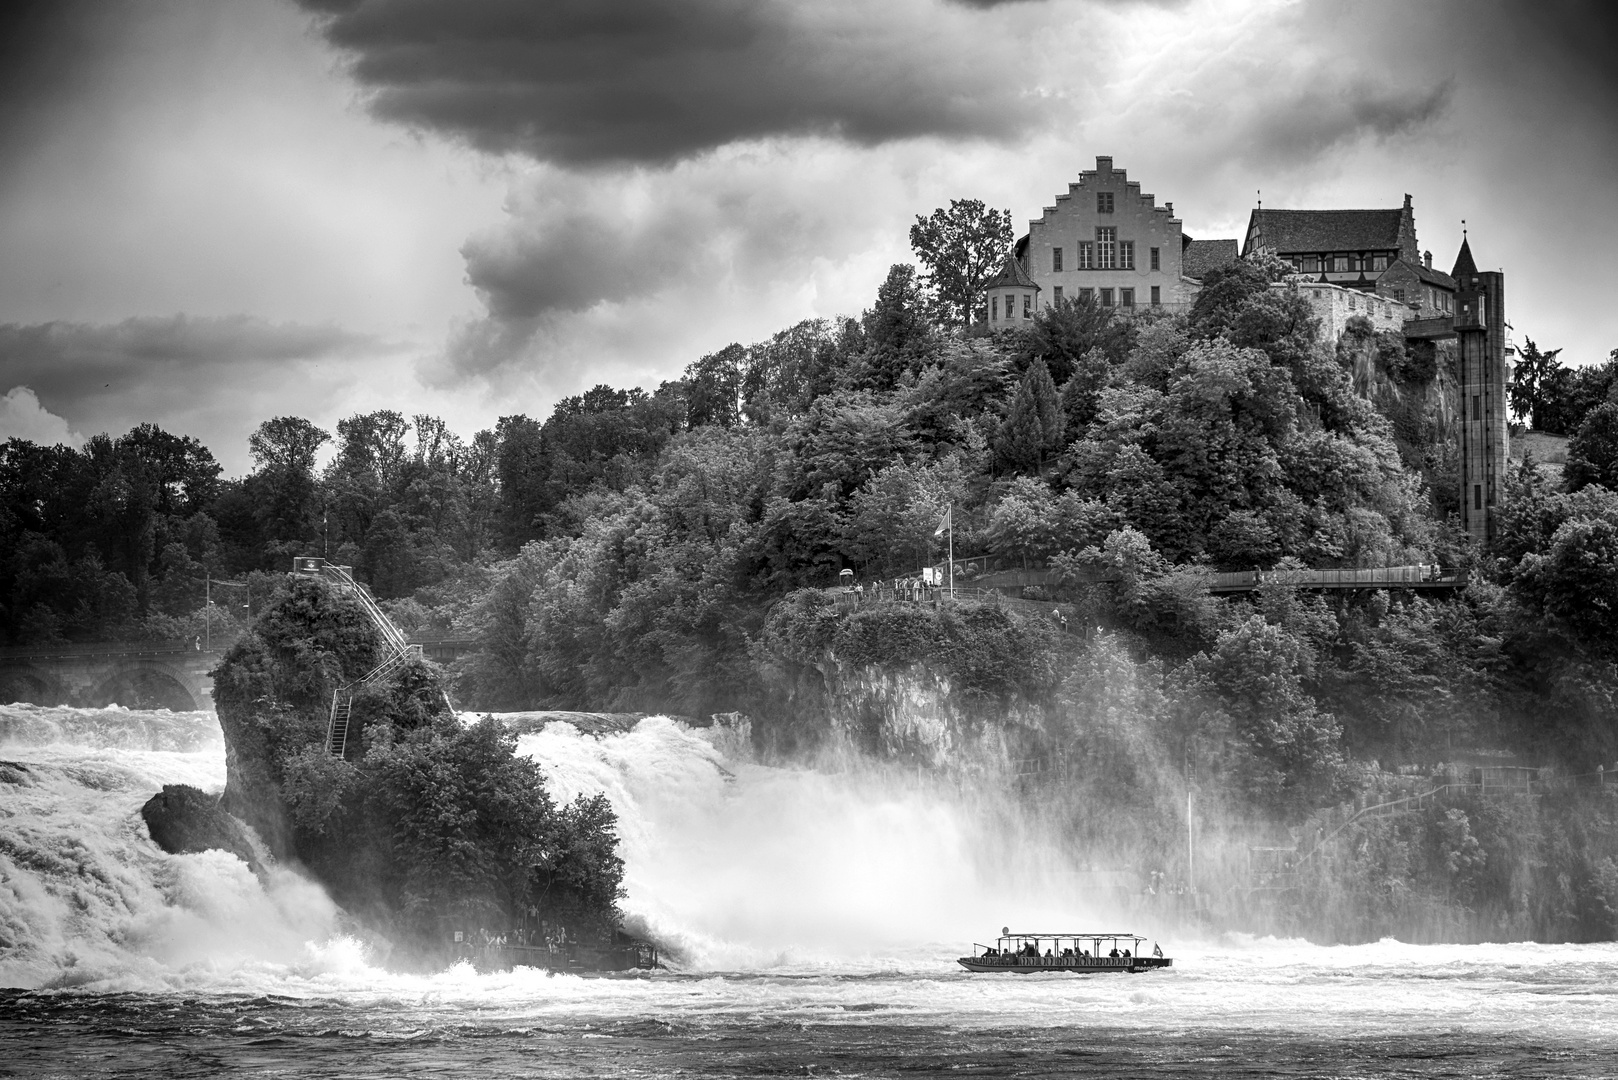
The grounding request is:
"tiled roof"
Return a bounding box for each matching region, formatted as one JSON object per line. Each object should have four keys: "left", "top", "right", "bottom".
{"left": 1412, "top": 261, "right": 1456, "bottom": 289}
{"left": 986, "top": 252, "right": 1039, "bottom": 290}
{"left": 1451, "top": 238, "right": 1477, "bottom": 279}
{"left": 1182, "top": 238, "right": 1239, "bottom": 281}
{"left": 1249, "top": 208, "right": 1404, "bottom": 253}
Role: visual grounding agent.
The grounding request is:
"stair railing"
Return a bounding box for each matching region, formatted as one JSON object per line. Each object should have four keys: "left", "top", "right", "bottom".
{"left": 297, "top": 558, "right": 455, "bottom": 757}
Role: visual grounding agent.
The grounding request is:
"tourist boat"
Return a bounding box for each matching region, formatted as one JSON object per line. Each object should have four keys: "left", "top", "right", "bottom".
{"left": 958, "top": 929, "right": 1171, "bottom": 973}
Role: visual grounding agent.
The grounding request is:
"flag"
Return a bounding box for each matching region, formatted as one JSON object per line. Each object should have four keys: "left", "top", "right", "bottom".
{"left": 933, "top": 506, "right": 952, "bottom": 537}
{"left": 1153, "top": 943, "right": 1163, "bottom": 958}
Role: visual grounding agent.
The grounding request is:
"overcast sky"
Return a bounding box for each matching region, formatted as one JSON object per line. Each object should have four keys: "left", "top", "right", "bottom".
{"left": 2, "top": 0, "right": 1614, "bottom": 473}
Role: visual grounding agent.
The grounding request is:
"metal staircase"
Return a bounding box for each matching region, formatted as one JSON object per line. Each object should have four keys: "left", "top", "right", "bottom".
{"left": 294, "top": 557, "right": 454, "bottom": 758}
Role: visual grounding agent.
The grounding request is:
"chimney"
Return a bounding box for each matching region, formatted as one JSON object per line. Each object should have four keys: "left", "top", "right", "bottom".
{"left": 1096, "top": 155, "right": 1113, "bottom": 172}
{"left": 1423, "top": 250, "right": 1432, "bottom": 270}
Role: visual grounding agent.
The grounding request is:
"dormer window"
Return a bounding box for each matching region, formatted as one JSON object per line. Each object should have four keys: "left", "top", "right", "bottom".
{"left": 1333, "top": 255, "right": 1349, "bottom": 272}
{"left": 1371, "top": 253, "right": 1388, "bottom": 271}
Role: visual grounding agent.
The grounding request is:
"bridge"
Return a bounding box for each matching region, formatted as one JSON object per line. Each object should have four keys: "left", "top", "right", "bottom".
{"left": 0, "top": 639, "right": 223, "bottom": 711}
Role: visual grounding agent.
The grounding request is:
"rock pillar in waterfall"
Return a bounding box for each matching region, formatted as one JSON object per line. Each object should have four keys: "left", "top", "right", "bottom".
{"left": 1453, "top": 238, "right": 1507, "bottom": 545}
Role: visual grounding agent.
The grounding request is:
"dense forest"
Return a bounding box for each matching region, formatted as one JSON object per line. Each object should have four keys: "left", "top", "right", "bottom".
{"left": 6, "top": 224, "right": 1618, "bottom": 940}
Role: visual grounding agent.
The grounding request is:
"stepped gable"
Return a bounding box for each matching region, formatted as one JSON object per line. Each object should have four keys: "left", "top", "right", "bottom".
{"left": 1249, "top": 208, "right": 1405, "bottom": 253}
{"left": 986, "top": 251, "right": 1039, "bottom": 290}
{"left": 1182, "top": 238, "right": 1239, "bottom": 280}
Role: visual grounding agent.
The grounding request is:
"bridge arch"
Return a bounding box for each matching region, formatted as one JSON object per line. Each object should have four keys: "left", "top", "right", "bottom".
{"left": 0, "top": 665, "right": 68, "bottom": 706}
{"left": 88, "top": 660, "right": 206, "bottom": 712}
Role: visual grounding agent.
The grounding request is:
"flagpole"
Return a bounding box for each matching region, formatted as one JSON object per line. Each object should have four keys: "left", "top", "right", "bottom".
{"left": 948, "top": 505, "right": 954, "bottom": 600}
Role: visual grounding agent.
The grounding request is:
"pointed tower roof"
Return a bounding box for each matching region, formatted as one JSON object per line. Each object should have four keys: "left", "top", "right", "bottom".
{"left": 985, "top": 252, "right": 1040, "bottom": 291}
{"left": 1451, "top": 237, "right": 1477, "bottom": 279}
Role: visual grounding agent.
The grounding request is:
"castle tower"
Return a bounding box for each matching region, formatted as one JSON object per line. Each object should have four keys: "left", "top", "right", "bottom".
{"left": 1452, "top": 238, "right": 1507, "bottom": 545}
{"left": 984, "top": 251, "right": 1040, "bottom": 327}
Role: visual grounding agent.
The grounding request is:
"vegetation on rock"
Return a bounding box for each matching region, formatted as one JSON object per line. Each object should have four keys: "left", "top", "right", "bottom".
{"left": 212, "top": 575, "right": 623, "bottom": 950}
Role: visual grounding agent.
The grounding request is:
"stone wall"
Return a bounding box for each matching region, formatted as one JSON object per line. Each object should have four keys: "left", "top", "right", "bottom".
{"left": 1283, "top": 280, "right": 1413, "bottom": 342}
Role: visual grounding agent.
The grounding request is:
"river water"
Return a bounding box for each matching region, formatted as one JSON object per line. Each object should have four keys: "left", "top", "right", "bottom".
{"left": 2, "top": 704, "right": 1615, "bottom": 1078}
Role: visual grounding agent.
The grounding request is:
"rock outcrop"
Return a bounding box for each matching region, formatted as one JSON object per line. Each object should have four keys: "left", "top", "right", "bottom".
{"left": 141, "top": 783, "right": 266, "bottom": 879}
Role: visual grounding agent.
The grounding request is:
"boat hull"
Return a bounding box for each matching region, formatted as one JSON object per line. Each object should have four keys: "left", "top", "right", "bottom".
{"left": 957, "top": 956, "right": 1172, "bottom": 974}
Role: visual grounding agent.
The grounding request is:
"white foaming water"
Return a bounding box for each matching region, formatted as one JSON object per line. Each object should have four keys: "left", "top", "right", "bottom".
{"left": 1, "top": 705, "right": 1615, "bottom": 1049}
{"left": 515, "top": 716, "right": 1094, "bottom": 970}
{"left": 0, "top": 703, "right": 344, "bottom": 990}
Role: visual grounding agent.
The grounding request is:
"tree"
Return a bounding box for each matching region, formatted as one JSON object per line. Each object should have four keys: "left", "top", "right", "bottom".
{"left": 909, "top": 198, "right": 1014, "bottom": 328}
{"left": 686, "top": 344, "right": 747, "bottom": 428}
{"left": 1508, "top": 338, "right": 1564, "bottom": 428}
{"left": 996, "top": 359, "right": 1064, "bottom": 473}
{"left": 856, "top": 264, "right": 939, "bottom": 390}
{"left": 1565, "top": 401, "right": 1618, "bottom": 492}
{"left": 246, "top": 416, "right": 331, "bottom": 560}
{"left": 1018, "top": 294, "right": 1133, "bottom": 384}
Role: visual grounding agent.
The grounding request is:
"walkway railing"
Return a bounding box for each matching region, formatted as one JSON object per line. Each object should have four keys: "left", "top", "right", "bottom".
{"left": 0, "top": 640, "right": 219, "bottom": 660}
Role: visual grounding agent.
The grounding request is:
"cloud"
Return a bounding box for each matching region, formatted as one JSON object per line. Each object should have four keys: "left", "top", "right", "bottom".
{"left": 296, "top": 0, "right": 1044, "bottom": 166}
{"left": 428, "top": 138, "right": 947, "bottom": 386}
{"left": 0, "top": 387, "right": 82, "bottom": 447}
{"left": 0, "top": 314, "right": 387, "bottom": 400}
{"left": 0, "top": 315, "right": 411, "bottom": 469}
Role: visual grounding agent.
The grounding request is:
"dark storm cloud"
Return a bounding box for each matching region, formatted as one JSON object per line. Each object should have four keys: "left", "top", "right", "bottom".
{"left": 1241, "top": 79, "right": 1453, "bottom": 162}
{"left": 0, "top": 315, "right": 388, "bottom": 412}
{"left": 0, "top": 1, "right": 134, "bottom": 172}
{"left": 294, "top": 0, "right": 1043, "bottom": 165}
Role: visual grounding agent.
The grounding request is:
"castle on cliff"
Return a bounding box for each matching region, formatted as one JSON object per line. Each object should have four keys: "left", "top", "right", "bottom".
{"left": 986, "top": 154, "right": 1510, "bottom": 545}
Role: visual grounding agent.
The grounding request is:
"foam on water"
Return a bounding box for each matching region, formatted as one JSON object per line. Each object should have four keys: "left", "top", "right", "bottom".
{"left": 515, "top": 716, "right": 1095, "bottom": 971}
{"left": 0, "top": 703, "right": 341, "bottom": 989}
{"left": 1, "top": 705, "right": 1615, "bottom": 1047}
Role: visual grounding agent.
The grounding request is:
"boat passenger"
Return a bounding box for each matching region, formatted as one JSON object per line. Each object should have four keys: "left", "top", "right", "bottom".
{"left": 1122, "top": 949, "right": 1131, "bottom": 958}
{"left": 1045, "top": 949, "right": 1053, "bottom": 958}
{"left": 1062, "top": 947, "right": 1074, "bottom": 958}
{"left": 1109, "top": 947, "right": 1120, "bottom": 958}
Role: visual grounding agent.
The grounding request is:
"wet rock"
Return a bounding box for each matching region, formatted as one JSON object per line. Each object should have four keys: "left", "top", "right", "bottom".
{"left": 140, "top": 784, "right": 266, "bottom": 879}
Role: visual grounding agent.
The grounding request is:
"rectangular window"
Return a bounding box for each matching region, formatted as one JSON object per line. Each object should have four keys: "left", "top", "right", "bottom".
{"left": 1472, "top": 395, "right": 1481, "bottom": 421}
{"left": 1150, "top": 246, "right": 1160, "bottom": 272}
{"left": 1349, "top": 294, "right": 1357, "bottom": 311}
{"left": 1079, "top": 287, "right": 1094, "bottom": 303}
{"left": 1150, "top": 285, "right": 1161, "bottom": 306}
{"left": 1023, "top": 295, "right": 1031, "bottom": 318}
{"left": 1077, "top": 241, "right": 1093, "bottom": 269}
{"left": 1096, "top": 227, "right": 1117, "bottom": 269}
{"left": 1120, "top": 240, "right": 1135, "bottom": 270}
{"left": 1474, "top": 484, "right": 1482, "bottom": 511}
{"left": 1121, "top": 288, "right": 1134, "bottom": 308}
{"left": 1371, "top": 253, "right": 1388, "bottom": 271}
{"left": 1052, "top": 247, "right": 1063, "bottom": 272}
{"left": 1333, "top": 255, "right": 1349, "bottom": 272}
{"left": 991, "top": 296, "right": 999, "bottom": 321}
{"left": 1097, "top": 191, "right": 1114, "bottom": 213}
{"left": 1100, "top": 288, "right": 1114, "bottom": 307}
{"left": 1053, "top": 286, "right": 1063, "bottom": 303}
{"left": 1303, "top": 255, "right": 1320, "bottom": 274}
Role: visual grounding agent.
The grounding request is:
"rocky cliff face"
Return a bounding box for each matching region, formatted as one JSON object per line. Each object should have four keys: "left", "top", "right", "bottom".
{"left": 757, "top": 650, "right": 1052, "bottom": 772}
